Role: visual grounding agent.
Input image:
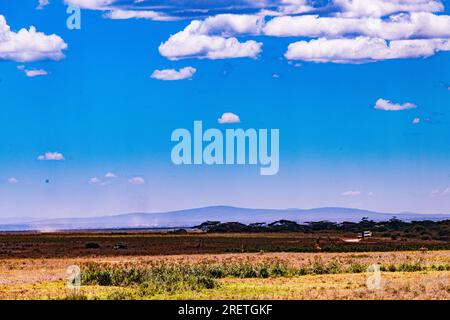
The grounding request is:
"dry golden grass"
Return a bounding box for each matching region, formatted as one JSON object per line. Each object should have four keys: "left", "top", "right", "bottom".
{"left": 0, "top": 250, "right": 449, "bottom": 300}
{"left": 199, "top": 272, "right": 450, "bottom": 300}
{"left": 1, "top": 271, "right": 448, "bottom": 300}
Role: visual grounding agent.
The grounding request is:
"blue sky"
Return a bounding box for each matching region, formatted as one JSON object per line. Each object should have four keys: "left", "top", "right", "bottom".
{"left": 1, "top": 0, "right": 450, "bottom": 218}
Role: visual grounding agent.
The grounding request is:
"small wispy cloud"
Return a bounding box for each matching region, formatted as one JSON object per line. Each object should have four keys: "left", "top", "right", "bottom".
{"left": 105, "top": 172, "right": 117, "bottom": 178}
{"left": 89, "top": 177, "right": 101, "bottom": 184}
{"left": 89, "top": 177, "right": 110, "bottom": 186}
{"left": 431, "top": 189, "right": 440, "bottom": 196}
{"left": 374, "top": 98, "right": 417, "bottom": 111}
{"left": 36, "top": 0, "right": 50, "bottom": 10}
{"left": 37, "top": 152, "right": 64, "bottom": 161}
{"left": 288, "top": 61, "right": 302, "bottom": 68}
{"left": 104, "top": 9, "right": 176, "bottom": 21}
{"left": 341, "top": 190, "right": 361, "bottom": 197}
{"left": 129, "top": 176, "right": 145, "bottom": 185}
{"left": 412, "top": 117, "right": 421, "bottom": 124}
{"left": 218, "top": 112, "right": 240, "bottom": 124}
{"left": 7, "top": 177, "right": 19, "bottom": 184}
{"left": 64, "top": 0, "right": 115, "bottom": 10}
{"left": 151, "top": 66, "right": 196, "bottom": 81}
{"left": 431, "top": 188, "right": 450, "bottom": 197}
{"left": 17, "top": 65, "right": 48, "bottom": 77}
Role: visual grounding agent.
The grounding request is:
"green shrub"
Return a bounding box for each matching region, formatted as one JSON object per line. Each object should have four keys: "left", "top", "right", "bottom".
{"left": 346, "top": 263, "right": 367, "bottom": 273}
{"left": 82, "top": 263, "right": 219, "bottom": 297}
{"left": 81, "top": 259, "right": 450, "bottom": 298}
{"left": 269, "top": 263, "right": 289, "bottom": 277}
{"left": 258, "top": 266, "right": 270, "bottom": 278}
{"left": 106, "top": 290, "right": 136, "bottom": 300}
{"left": 397, "top": 262, "right": 424, "bottom": 272}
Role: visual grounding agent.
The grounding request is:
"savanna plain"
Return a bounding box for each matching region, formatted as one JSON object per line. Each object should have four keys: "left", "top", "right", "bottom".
{"left": 0, "top": 228, "right": 449, "bottom": 300}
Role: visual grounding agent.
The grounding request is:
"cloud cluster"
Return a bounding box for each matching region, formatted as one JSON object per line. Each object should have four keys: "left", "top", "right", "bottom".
{"left": 333, "top": 0, "right": 444, "bottom": 18}
{"left": 151, "top": 66, "right": 196, "bottom": 80}
{"left": 159, "top": 16, "right": 263, "bottom": 60}
{"left": 0, "top": 15, "right": 67, "bottom": 62}
{"left": 159, "top": 2, "right": 450, "bottom": 63}
{"left": 265, "top": 9, "right": 450, "bottom": 63}
{"left": 88, "top": 172, "right": 119, "bottom": 186}
{"left": 71, "top": 0, "right": 281, "bottom": 20}
{"left": 58, "top": 1, "right": 450, "bottom": 63}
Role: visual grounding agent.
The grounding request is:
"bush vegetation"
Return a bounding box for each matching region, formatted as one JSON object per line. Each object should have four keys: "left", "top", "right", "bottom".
{"left": 81, "top": 259, "right": 450, "bottom": 297}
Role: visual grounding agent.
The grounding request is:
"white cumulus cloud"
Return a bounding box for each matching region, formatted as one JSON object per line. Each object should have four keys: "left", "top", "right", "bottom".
{"left": 375, "top": 98, "right": 417, "bottom": 111}
{"left": 264, "top": 12, "right": 450, "bottom": 40}
{"left": 69, "top": 1, "right": 450, "bottom": 64}
{"left": 159, "top": 15, "right": 263, "bottom": 60}
{"left": 284, "top": 37, "right": 450, "bottom": 63}
{"left": 334, "top": 0, "right": 444, "bottom": 18}
{"left": 151, "top": 66, "right": 196, "bottom": 80}
{"left": 262, "top": 2, "right": 450, "bottom": 63}
{"left": 189, "top": 14, "right": 264, "bottom": 36}
{"left": 218, "top": 112, "right": 241, "bottom": 124}
{"left": 0, "top": 15, "right": 67, "bottom": 62}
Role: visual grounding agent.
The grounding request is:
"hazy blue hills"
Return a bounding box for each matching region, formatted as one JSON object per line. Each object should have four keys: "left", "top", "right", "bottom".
{"left": 1, "top": 206, "right": 449, "bottom": 231}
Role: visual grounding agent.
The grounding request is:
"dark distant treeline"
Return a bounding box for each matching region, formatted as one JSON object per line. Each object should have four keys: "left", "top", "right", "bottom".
{"left": 195, "top": 218, "right": 450, "bottom": 241}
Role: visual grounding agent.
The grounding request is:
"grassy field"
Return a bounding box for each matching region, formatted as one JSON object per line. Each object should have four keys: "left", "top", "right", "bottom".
{"left": 0, "top": 231, "right": 448, "bottom": 300}
{"left": 2, "top": 271, "right": 448, "bottom": 300}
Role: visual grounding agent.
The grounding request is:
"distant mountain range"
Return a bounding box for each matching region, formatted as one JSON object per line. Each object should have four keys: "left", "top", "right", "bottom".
{"left": 1, "top": 206, "right": 449, "bottom": 231}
